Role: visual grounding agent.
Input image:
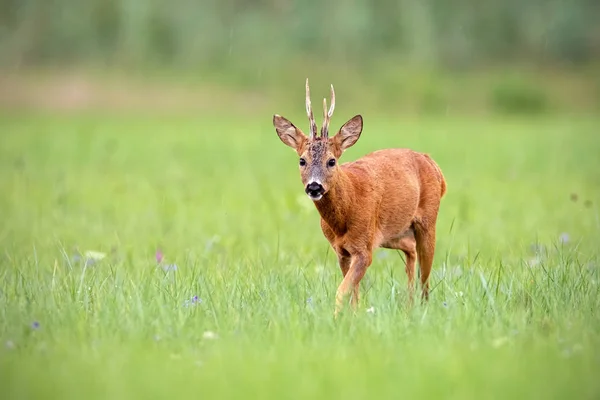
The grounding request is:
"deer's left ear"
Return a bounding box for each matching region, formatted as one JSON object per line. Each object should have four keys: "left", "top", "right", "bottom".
{"left": 332, "top": 115, "right": 363, "bottom": 153}
{"left": 273, "top": 114, "right": 307, "bottom": 154}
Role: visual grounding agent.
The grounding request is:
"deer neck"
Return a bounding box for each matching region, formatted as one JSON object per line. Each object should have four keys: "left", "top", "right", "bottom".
{"left": 312, "top": 169, "right": 353, "bottom": 235}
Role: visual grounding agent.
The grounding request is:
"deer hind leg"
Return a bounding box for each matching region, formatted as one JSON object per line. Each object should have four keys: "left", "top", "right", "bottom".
{"left": 397, "top": 229, "right": 417, "bottom": 305}
{"left": 414, "top": 217, "right": 438, "bottom": 302}
{"left": 334, "top": 250, "right": 372, "bottom": 317}
{"left": 384, "top": 227, "right": 417, "bottom": 304}
{"left": 337, "top": 250, "right": 351, "bottom": 277}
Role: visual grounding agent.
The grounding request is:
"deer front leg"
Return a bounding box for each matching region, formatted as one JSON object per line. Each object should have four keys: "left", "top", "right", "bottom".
{"left": 334, "top": 251, "right": 372, "bottom": 317}
{"left": 337, "top": 252, "right": 359, "bottom": 309}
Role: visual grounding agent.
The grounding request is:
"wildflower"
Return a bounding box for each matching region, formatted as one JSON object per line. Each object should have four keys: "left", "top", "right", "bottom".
{"left": 83, "top": 250, "right": 106, "bottom": 267}
{"left": 559, "top": 233, "right": 570, "bottom": 244}
{"left": 84, "top": 258, "right": 97, "bottom": 267}
{"left": 183, "top": 295, "right": 201, "bottom": 307}
{"left": 84, "top": 251, "right": 106, "bottom": 260}
{"left": 5, "top": 340, "right": 14, "bottom": 349}
{"left": 492, "top": 337, "right": 508, "bottom": 348}
{"left": 156, "top": 250, "right": 176, "bottom": 271}
{"left": 527, "top": 256, "right": 541, "bottom": 268}
{"left": 31, "top": 321, "right": 40, "bottom": 330}
{"left": 442, "top": 301, "right": 448, "bottom": 308}
{"left": 366, "top": 306, "right": 375, "bottom": 314}
{"left": 162, "top": 264, "right": 178, "bottom": 272}
{"left": 203, "top": 331, "right": 218, "bottom": 340}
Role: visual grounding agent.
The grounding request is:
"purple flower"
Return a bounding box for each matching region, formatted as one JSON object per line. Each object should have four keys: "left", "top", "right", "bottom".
{"left": 31, "top": 321, "right": 40, "bottom": 330}
{"left": 156, "top": 250, "right": 164, "bottom": 264}
{"left": 183, "top": 295, "right": 201, "bottom": 307}
{"left": 84, "top": 258, "right": 97, "bottom": 267}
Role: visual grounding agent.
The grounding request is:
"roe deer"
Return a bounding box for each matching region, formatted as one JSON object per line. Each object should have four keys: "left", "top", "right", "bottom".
{"left": 273, "top": 79, "right": 447, "bottom": 316}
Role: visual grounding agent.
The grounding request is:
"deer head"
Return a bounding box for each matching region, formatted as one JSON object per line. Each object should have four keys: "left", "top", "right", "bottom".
{"left": 273, "top": 79, "right": 363, "bottom": 201}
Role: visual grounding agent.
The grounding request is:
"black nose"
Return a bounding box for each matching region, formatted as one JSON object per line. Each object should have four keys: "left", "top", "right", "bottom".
{"left": 305, "top": 182, "right": 324, "bottom": 197}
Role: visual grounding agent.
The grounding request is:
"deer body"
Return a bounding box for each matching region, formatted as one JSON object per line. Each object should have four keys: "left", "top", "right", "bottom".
{"left": 273, "top": 80, "right": 446, "bottom": 316}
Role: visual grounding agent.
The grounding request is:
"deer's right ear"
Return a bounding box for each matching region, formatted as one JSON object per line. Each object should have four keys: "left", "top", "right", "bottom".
{"left": 273, "top": 115, "right": 307, "bottom": 153}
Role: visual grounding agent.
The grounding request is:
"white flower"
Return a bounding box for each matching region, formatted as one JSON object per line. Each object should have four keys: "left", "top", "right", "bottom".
{"left": 203, "top": 331, "right": 218, "bottom": 340}
{"left": 84, "top": 250, "right": 106, "bottom": 260}
{"left": 366, "top": 306, "right": 375, "bottom": 314}
{"left": 527, "top": 256, "right": 541, "bottom": 268}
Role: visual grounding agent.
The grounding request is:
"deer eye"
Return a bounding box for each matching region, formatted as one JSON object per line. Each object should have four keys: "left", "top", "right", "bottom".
{"left": 327, "top": 158, "right": 336, "bottom": 167}
{"left": 299, "top": 158, "right": 306, "bottom": 167}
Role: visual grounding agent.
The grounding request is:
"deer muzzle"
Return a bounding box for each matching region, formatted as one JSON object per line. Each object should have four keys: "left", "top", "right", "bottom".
{"left": 305, "top": 181, "right": 325, "bottom": 200}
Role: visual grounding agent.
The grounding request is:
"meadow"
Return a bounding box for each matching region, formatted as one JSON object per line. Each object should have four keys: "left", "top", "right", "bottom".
{"left": 0, "top": 107, "right": 599, "bottom": 399}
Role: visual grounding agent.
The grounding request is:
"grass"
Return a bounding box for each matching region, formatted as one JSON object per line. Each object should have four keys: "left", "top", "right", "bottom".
{"left": 0, "top": 110, "right": 599, "bottom": 399}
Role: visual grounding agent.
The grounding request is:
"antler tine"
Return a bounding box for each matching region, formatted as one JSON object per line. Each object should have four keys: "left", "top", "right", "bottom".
{"left": 328, "top": 84, "right": 335, "bottom": 117}
{"left": 305, "top": 78, "right": 317, "bottom": 139}
{"left": 320, "top": 84, "right": 336, "bottom": 139}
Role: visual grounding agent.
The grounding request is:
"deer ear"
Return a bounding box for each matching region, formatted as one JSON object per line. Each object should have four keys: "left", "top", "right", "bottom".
{"left": 273, "top": 115, "right": 307, "bottom": 153}
{"left": 334, "top": 115, "right": 363, "bottom": 152}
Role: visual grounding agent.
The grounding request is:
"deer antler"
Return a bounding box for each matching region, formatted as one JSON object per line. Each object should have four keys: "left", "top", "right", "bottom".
{"left": 320, "top": 84, "right": 335, "bottom": 139}
{"left": 305, "top": 78, "right": 318, "bottom": 139}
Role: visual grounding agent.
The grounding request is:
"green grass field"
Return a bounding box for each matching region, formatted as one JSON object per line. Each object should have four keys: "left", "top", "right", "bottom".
{"left": 0, "top": 111, "right": 599, "bottom": 399}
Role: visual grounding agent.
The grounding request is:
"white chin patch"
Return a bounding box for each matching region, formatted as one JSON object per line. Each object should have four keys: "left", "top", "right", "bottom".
{"left": 308, "top": 193, "right": 323, "bottom": 201}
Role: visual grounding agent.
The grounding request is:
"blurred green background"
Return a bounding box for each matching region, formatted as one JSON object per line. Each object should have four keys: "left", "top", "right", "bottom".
{"left": 1, "top": 0, "right": 599, "bottom": 115}
{"left": 1, "top": 2, "right": 600, "bottom": 399}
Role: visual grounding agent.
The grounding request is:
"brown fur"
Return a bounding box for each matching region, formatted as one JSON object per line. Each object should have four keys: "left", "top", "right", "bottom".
{"left": 273, "top": 80, "right": 446, "bottom": 316}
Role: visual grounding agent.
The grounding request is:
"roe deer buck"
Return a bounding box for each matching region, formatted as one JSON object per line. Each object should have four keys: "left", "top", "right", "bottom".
{"left": 273, "top": 79, "right": 447, "bottom": 316}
